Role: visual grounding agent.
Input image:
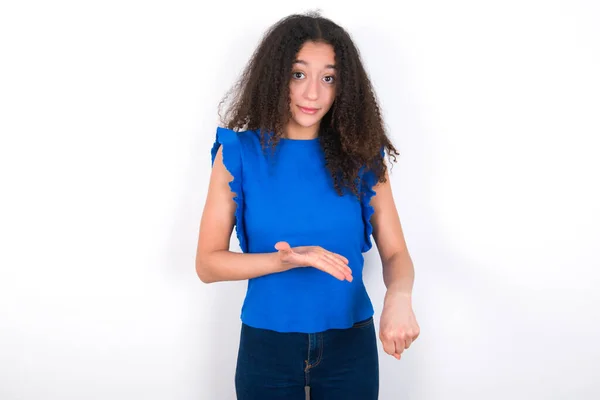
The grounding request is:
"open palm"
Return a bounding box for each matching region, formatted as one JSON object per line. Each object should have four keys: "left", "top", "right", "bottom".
{"left": 274, "top": 241, "right": 353, "bottom": 282}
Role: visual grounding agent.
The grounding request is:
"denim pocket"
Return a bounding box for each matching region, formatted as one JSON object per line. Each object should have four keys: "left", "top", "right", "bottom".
{"left": 351, "top": 316, "right": 374, "bottom": 329}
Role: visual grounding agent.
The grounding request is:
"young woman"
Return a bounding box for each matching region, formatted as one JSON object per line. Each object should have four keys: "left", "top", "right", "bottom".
{"left": 195, "top": 11, "right": 419, "bottom": 400}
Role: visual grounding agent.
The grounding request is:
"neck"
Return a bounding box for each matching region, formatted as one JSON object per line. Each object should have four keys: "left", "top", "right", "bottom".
{"left": 283, "top": 120, "right": 320, "bottom": 140}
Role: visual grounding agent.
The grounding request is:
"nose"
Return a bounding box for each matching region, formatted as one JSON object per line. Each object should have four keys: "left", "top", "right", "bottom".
{"left": 303, "top": 76, "right": 319, "bottom": 101}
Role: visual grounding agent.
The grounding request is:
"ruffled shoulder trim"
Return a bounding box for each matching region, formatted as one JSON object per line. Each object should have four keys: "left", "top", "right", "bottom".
{"left": 210, "top": 127, "right": 248, "bottom": 253}
{"left": 360, "top": 147, "right": 385, "bottom": 253}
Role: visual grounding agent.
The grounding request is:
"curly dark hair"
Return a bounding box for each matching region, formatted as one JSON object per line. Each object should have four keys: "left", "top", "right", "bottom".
{"left": 218, "top": 10, "right": 399, "bottom": 198}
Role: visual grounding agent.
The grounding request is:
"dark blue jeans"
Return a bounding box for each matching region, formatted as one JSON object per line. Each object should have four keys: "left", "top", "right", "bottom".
{"left": 235, "top": 316, "right": 379, "bottom": 399}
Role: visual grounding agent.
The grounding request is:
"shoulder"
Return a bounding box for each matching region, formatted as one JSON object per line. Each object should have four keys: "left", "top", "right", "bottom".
{"left": 236, "top": 128, "right": 261, "bottom": 148}
{"left": 211, "top": 127, "right": 264, "bottom": 167}
{"left": 213, "top": 127, "right": 261, "bottom": 148}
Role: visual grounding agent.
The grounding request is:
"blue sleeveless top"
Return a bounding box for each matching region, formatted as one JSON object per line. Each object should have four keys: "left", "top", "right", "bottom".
{"left": 210, "top": 127, "right": 379, "bottom": 333}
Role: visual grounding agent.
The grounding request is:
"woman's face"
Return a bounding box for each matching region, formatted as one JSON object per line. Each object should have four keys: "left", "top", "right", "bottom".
{"left": 288, "top": 41, "right": 337, "bottom": 130}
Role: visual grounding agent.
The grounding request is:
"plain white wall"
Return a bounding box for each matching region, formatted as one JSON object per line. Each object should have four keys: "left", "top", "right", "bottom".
{"left": 1, "top": 0, "right": 599, "bottom": 399}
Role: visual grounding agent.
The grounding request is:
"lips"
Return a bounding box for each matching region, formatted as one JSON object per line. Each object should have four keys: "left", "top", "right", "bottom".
{"left": 298, "top": 105, "right": 319, "bottom": 114}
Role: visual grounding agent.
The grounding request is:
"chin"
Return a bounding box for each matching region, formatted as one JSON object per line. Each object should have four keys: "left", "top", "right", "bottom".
{"left": 291, "top": 115, "right": 322, "bottom": 128}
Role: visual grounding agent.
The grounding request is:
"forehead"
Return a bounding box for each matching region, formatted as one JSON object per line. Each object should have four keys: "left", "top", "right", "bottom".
{"left": 294, "top": 41, "right": 336, "bottom": 68}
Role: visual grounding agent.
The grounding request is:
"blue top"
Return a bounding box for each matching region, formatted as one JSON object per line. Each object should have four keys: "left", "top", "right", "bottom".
{"left": 210, "top": 127, "right": 379, "bottom": 333}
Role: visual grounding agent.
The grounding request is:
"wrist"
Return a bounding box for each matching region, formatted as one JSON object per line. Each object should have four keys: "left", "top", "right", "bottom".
{"left": 384, "top": 288, "right": 412, "bottom": 302}
{"left": 271, "top": 252, "right": 293, "bottom": 273}
{"left": 385, "top": 282, "right": 412, "bottom": 295}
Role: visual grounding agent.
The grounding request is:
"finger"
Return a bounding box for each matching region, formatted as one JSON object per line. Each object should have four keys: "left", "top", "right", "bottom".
{"left": 323, "top": 253, "right": 352, "bottom": 279}
{"left": 330, "top": 254, "right": 351, "bottom": 274}
{"left": 395, "top": 337, "right": 406, "bottom": 356}
{"left": 316, "top": 259, "right": 346, "bottom": 281}
{"left": 329, "top": 252, "right": 349, "bottom": 265}
{"left": 326, "top": 253, "right": 351, "bottom": 274}
{"left": 323, "top": 250, "right": 349, "bottom": 266}
{"left": 403, "top": 331, "right": 413, "bottom": 349}
{"left": 274, "top": 241, "right": 290, "bottom": 251}
{"left": 328, "top": 262, "right": 351, "bottom": 282}
{"left": 381, "top": 337, "right": 396, "bottom": 357}
{"left": 320, "top": 253, "right": 350, "bottom": 274}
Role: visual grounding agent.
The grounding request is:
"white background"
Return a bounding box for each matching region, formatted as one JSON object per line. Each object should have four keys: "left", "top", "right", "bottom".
{"left": 1, "top": 0, "right": 599, "bottom": 399}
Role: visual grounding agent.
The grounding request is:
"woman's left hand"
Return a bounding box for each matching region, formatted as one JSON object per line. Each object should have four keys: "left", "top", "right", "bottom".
{"left": 379, "top": 291, "right": 420, "bottom": 360}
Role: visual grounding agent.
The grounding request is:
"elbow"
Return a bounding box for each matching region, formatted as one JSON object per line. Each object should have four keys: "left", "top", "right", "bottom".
{"left": 195, "top": 256, "right": 217, "bottom": 284}
{"left": 196, "top": 265, "right": 216, "bottom": 284}
{"left": 197, "top": 269, "right": 215, "bottom": 284}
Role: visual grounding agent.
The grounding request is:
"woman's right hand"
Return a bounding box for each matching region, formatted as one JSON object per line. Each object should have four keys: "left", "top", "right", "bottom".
{"left": 274, "top": 241, "right": 353, "bottom": 282}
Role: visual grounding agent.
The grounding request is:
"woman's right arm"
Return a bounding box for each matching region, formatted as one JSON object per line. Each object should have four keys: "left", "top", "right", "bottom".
{"left": 195, "top": 146, "right": 291, "bottom": 283}
{"left": 196, "top": 144, "right": 353, "bottom": 283}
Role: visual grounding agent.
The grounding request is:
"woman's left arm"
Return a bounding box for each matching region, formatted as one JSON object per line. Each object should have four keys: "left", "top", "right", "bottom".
{"left": 370, "top": 170, "right": 420, "bottom": 360}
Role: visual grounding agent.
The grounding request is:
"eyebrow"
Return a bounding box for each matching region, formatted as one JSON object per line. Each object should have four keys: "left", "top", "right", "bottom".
{"left": 293, "top": 59, "right": 336, "bottom": 69}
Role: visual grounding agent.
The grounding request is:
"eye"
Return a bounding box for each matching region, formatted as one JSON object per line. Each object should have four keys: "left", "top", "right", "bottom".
{"left": 323, "top": 75, "right": 336, "bottom": 84}
{"left": 292, "top": 71, "right": 305, "bottom": 79}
